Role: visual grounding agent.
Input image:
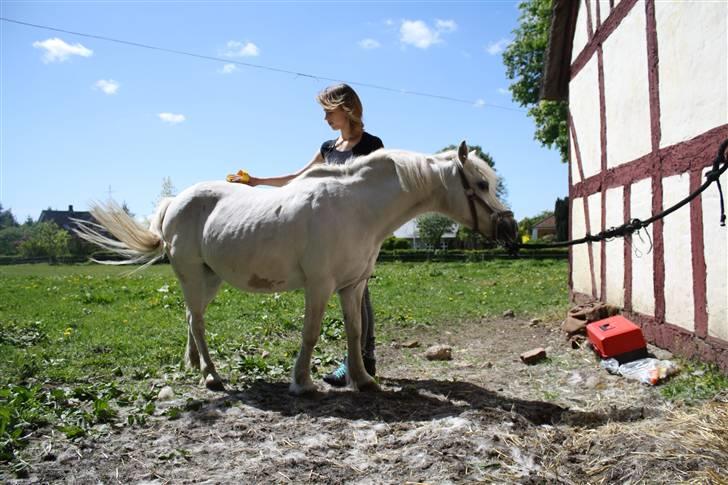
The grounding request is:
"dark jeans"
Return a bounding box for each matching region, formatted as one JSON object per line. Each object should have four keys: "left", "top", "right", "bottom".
{"left": 360, "top": 284, "right": 376, "bottom": 359}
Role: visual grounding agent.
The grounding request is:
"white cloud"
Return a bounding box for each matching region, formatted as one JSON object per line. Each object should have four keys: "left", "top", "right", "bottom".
{"left": 400, "top": 18, "right": 458, "bottom": 49}
{"left": 220, "top": 63, "right": 238, "bottom": 74}
{"left": 223, "top": 40, "right": 260, "bottom": 57}
{"left": 435, "top": 19, "right": 457, "bottom": 33}
{"left": 158, "top": 113, "right": 186, "bottom": 124}
{"left": 498, "top": 87, "right": 510, "bottom": 96}
{"left": 474, "top": 99, "right": 486, "bottom": 108}
{"left": 32, "top": 37, "right": 93, "bottom": 63}
{"left": 94, "top": 79, "right": 119, "bottom": 95}
{"left": 358, "top": 38, "right": 381, "bottom": 49}
{"left": 384, "top": 18, "right": 394, "bottom": 27}
{"left": 486, "top": 38, "right": 511, "bottom": 55}
{"left": 400, "top": 20, "right": 441, "bottom": 49}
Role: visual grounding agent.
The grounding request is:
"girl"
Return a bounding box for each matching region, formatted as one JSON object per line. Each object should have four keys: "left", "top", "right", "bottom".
{"left": 230, "top": 83, "right": 383, "bottom": 386}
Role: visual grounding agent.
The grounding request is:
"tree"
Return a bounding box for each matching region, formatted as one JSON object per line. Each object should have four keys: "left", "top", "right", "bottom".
{"left": 18, "top": 221, "right": 70, "bottom": 262}
{"left": 0, "top": 204, "right": 18, "bottom": 229}
{"left": 416, "top": 213, "right": 455, "bottom": 249}
{"left": 456, "top": 226, "right": 487, "bottom": 250}
{"left": 439, "top": 144, "right": 508, "bottom": 201}
{"left": 554, "top": 196, "right": 569, "bottom": 241}
{"left": 121, "top": 201, "right": 135, "bottom": 218}
{"left": 503, "top": 0, "right": 569, "bottom": 162}
{"left": 154, "top": 177, "right": 177, "bottom": 208}
{"left": 0, "top": 226, "right": 28, "bottom": 255}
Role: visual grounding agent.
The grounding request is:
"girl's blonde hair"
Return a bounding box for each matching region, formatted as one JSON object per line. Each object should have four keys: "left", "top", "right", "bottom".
{"left": 317, "top": 83, "right": 364, "bottom": 134}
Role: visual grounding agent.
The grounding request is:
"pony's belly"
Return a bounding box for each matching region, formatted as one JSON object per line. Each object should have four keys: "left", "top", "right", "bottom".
{"left": 218, "top": 267, "right": 305, "bottom": 294}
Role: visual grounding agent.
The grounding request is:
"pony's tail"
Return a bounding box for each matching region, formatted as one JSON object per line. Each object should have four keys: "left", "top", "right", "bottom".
{"left": 73, "top": 198, "right": 173, "bottom": 270}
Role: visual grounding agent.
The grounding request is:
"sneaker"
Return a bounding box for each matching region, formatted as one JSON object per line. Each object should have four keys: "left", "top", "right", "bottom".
{"left": 323, "top": 356, "right": 377, "bottom": 387}
{"left": 323, "top": 359, "right": 348, "bottom": 387}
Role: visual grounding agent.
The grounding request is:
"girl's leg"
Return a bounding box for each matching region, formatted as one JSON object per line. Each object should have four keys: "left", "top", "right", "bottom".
{"left": 324, "top": 282, "right": 377, "bottom": 386}
{"left": 361, "top": 284, "right": 376, "bottom": 375}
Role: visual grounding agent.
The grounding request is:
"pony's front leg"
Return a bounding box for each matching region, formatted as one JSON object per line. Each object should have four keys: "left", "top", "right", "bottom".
{"left": 290, "top": 287, "right": 330, "bottom": 395}
{"left": 339, "top": 282, "right": 380, "bottom": 392}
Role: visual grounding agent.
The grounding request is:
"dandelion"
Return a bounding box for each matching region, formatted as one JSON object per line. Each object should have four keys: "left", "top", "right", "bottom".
{"left": 63, "top": 327, "right": 73, "bottom": 337}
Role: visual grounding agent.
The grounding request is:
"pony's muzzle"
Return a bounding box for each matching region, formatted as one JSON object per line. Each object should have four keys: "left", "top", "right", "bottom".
{"left": 492, "top": 211, "right": 518, "bottom": 245}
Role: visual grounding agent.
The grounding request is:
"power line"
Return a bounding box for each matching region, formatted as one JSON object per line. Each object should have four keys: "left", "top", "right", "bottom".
{"left": 1, "top": 16, "right": 525, "bottom": 112}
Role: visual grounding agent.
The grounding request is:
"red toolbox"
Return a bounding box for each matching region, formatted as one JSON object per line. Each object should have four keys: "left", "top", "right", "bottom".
{"left": 586, "top": 315, "right": 647, "bottom": 361}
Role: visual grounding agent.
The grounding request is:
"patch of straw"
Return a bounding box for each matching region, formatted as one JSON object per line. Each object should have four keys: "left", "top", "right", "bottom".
{"left": 530, "top": 398, "right": 727, "bottom": 484}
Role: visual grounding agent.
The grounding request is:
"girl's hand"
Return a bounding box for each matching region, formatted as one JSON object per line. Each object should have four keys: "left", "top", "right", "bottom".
{"left": 226, "top": 169, "right": 251, "bottom": 184}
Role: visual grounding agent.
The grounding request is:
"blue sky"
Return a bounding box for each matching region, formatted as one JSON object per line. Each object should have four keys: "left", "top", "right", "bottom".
{"left": 1, "top": 1, "right": 567, "bottom": 225}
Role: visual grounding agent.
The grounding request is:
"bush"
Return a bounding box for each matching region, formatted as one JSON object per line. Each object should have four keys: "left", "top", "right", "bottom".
{"left": 381, "top": 236, "right": 412, "bottom": 250}
{"left": 18, "top": 222, "right": 70, "bottom": 263}
{"left": 0, "top": 226, "right": 29, "bottom": 255}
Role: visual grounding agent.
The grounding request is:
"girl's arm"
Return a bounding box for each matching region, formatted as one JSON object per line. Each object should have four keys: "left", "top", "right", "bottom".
{"left": 237, "top": 151, "right": 324, "bottom": 187}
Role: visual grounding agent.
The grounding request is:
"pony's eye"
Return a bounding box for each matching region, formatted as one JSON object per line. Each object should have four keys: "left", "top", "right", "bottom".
{"left": 477, "top": 180, "right": 489, "bottom": 191}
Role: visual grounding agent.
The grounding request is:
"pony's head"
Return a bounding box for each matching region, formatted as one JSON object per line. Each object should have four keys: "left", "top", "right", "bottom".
{"left": 447, "top": 141, "right": 517, "bottom": 247}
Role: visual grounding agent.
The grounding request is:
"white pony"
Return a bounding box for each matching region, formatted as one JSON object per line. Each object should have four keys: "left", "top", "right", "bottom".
{"left": 75, "top": 142, "right": 516, "bottom": 394}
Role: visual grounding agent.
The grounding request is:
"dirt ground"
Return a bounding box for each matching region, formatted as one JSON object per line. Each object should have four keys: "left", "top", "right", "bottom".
{"left": 7, "top": 317, "right": 727, "bottom": 484}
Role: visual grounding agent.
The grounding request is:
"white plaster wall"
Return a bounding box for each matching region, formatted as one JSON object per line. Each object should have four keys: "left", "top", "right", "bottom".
{"left": 631, "top": 178, "right": 654, "bottom": 316}
{"left": 663, "top": 173, "right": 694, "bottom": 331}
{"left": 604, "top": 186, "right": 625, "bottom": 307}
{"left": 703, "top": 168, "right": 728, "bottom": 341}
{"left": 570, "top": 58, "right": 602, "bottom": 179}
{"left": 571, "top": 197, "right": 592, "bottom": 295}
{"left": 569, "top": 136, "right": 581, "bottom": 184}
{"left": 657, "top": 2, "right": 728, "bottom": 148}
{"left": 588, "top": 192, "right": 602, "bottom": 298}
{"left": 603, "top": 4, "right": 652, "bottom": 168}
{"left": 572, "top": 0, "right": 590, "bottom": 62}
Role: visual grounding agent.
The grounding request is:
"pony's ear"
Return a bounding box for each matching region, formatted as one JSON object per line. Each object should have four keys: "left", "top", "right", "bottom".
{"left": 458, "top": 141, "right": 469, "bottom": 164}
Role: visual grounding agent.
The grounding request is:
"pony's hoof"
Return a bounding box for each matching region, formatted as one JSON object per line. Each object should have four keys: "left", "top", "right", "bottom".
{"left": 357, "top": 380, "right": 381, "bottom": 393}
{"left": 289, "top": 382, "right": 318, "bottom": 396}
{"left": 203, "top": 375, "right": 225, "bottom": 391}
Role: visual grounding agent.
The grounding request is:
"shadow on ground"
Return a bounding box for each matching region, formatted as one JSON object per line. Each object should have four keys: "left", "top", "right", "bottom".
{"left": 189, "top": 377, "right": 654, "bottom": 428}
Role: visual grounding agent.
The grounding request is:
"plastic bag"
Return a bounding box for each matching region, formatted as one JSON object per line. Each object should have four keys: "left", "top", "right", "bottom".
{"left": 600, "top": 357, "right": 678, "bottom": 385}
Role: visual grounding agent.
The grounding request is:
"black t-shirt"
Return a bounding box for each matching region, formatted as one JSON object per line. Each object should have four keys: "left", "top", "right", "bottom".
{"left": 320, "top": 132, "right": 384, "bottom": 165}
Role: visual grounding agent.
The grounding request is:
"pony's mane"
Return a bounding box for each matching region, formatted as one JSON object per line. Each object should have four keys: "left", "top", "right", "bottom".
{"left": 298, "top": 148, "right": 448, "bottom": 193}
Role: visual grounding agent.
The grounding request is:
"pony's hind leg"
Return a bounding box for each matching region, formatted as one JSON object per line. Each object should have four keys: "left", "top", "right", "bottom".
{"left": 339, "top": 281, "right": 380, "bottom": 392}
{"left": 174, "top": 263, "right": 224, "bottom": 390}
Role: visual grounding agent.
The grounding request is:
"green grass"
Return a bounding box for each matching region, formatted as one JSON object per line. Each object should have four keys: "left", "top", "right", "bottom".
{"left": 0, "top": 259, "right": 569, "bottom": 469}
{"left": 660, "top": 360, "right": 728, "bottom": 403}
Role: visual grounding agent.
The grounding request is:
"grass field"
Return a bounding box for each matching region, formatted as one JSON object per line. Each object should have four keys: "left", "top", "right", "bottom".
{"left": 0, "top": 259, "right": 569, "bottom": 386}
{"left": 0, "top": 259, "right": 569, "bottom": 465}
{"left": 2, "top": 259, "right": 725, "bottom": 475}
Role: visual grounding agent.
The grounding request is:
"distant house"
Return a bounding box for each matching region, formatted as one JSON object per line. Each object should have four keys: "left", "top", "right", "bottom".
{"left": 531, "top": 215, "right": 557, "bottom": 240}
{"left": 393, "top": 219, "right": 459, "bottom": 250}
{"left": 38, "top": 205, "right": 94, "bottom": 233}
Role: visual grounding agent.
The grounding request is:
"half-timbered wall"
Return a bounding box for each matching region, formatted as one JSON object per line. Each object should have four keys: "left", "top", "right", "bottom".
{"left": 567, "top": 0, "right": 728, "bottom": 369}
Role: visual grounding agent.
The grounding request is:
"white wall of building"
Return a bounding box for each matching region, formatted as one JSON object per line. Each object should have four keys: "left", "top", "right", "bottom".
{"left": 587, "top": 192, "right": 602, "bottom": 298}
{"left": 571, "top": 0, "right": 590, "bottom": 62}
{"left": 604, "top": 186, "right": 625, "bottom": 306}
{"left": 656, "top": 2, "right": 728, "bottom": 149}
{"left": 703, "top": 168, "right": 728, "bottom": 341}
{"left": 570, "top": 57, "right": 602, "bottom": 181}
{"left": 662, "top": 173, "right": 695, "bottom": 331}
{"left": 571, "top": 197, "right": 592, "bottom": 295}
{"left": 630, "top": 178, "right": 654, "bottom": 316}
{"left": 603, "top": 4, "right": 651, "bottom": 168}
